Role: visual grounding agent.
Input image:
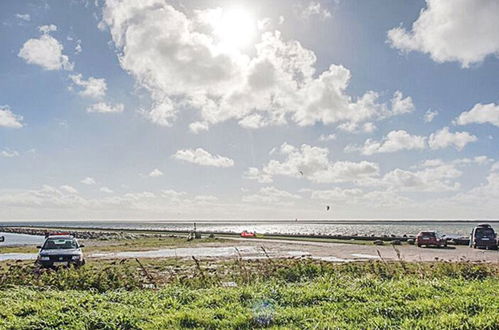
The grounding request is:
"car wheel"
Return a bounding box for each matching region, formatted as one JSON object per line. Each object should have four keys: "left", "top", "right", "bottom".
{"left": 417, "top": 244, "right": 421, "bottom": 247}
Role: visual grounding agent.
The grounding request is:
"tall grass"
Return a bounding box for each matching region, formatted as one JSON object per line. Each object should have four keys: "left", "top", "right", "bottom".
{"left": 0, "top": 259, "right": 498, "bottom": 329}
{"left": 1, "top": 258, "right": 497, "bottom": 291}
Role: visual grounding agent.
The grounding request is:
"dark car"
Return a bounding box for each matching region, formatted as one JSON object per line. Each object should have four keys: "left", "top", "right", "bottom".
{"left": 36, "top": 234, "right": 85, "bottom": 268}
{"left": 470, "top": 224, "right": 498, "bottom": 250}
{"left": 416, "top": 231, "right": 447, "bottom": 248}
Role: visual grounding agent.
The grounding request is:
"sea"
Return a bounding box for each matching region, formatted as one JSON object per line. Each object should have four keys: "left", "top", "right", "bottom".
{"left": 2, "top": 220, "right": 498, "bottom": 238}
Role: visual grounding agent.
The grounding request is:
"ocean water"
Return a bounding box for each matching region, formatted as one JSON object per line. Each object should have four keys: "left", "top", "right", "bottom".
{"left": 0, "top": 231, "right": 45, "bottom": 246}
{"left": 1, "top": 220, "right": 497, "bottom": 238}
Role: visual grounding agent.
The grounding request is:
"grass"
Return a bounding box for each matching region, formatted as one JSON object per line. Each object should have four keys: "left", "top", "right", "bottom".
{"left": 0, "top": 258, "right": 498, "bottom": 329}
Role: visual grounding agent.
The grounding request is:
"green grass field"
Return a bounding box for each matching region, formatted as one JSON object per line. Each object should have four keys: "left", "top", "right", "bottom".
{"left": 0, "top": 259, "right": 498, "bottom": 329}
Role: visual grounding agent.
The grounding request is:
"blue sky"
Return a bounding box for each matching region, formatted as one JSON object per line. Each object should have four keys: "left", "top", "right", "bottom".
{"left": 0, "top": 0, "right": 498, "bottom": 220}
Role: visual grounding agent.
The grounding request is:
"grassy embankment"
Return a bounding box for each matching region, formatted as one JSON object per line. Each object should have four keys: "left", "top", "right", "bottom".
{"left": 0, "top": 257, "right": 498, "bottom": 329}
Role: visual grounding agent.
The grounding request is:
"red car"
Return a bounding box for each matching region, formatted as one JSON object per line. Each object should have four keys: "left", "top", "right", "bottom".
{"left": 416, "top": 231, "right": 447, "bottom": 248}
{"left": 240, "top": 230, "right": 256, "bottom": 238}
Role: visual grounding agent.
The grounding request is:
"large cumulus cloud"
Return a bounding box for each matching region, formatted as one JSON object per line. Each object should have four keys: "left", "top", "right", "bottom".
{"left": 102, "top": 0, "right": 413, "bottom": 131}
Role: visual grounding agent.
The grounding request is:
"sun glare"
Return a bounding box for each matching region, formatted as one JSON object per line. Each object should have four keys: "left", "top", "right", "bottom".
{"left": 213, "top": 8, "right": 256, "bottom": 49}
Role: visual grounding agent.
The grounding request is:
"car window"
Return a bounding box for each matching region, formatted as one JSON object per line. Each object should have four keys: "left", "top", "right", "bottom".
{"left": 42, "top": 238, "right": 78, "bottom": 250}
{"left": 475, "top": 228, "right": 495, "bottom": 238}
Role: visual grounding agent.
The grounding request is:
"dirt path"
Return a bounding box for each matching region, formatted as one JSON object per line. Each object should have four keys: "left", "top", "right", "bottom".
{"left": 2, "top": 237, "right": 498, "bottom": 263}
{"left": 234, "top": 238, "right": 499, "bottom": 263}
{"left": 87, "top": 238, "right": 499, "bottom": 263}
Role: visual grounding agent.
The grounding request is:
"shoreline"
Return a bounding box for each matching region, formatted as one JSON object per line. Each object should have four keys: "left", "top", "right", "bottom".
{"left": 0, "top": 225, "right": 471, "bottom": 245}
{"left": 1, "top": 219, "right": 499, "bottom": 224}
{"left": 1, "top": 226, "right": 498, "bottom": 264}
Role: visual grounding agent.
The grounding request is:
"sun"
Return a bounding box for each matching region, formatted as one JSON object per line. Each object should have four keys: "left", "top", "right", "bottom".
{"left": 213, "top": 8, "right": 256, "bottom": 49}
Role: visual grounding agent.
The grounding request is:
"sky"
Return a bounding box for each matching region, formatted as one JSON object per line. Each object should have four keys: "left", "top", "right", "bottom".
{"left": 0, "top": 0, "right": 498, "bottom": 221}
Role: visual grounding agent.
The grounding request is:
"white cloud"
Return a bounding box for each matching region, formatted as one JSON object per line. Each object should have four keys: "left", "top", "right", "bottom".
{"left": 348, "top": 127, "right": 477, "bottom": 155}
{"left": 0, "top": 185, "right": 233, "bottom": 219}
{"left": 60, "top": 185, "right": 78, "bottom": 194}
{"left": 310, "top": 187, "right": 363, "bottom": 201}
{"left": 452, "top": 156, "right": 493, "bottom": 166}
{"left": 387, "top": 0, "right": 499, "bottom": 67}
{"left": 100, "top": 186, "right": 114, "bottom": 193}
{"left": 318, "top": 133, "right": 336, "bottom": 142}
{"left": 428, "top": 127, "right": 477, "bottom": 150}
{"left": 242, "top": 186, "right": 301, "bottom": 204}
{"left": 149, "top": 169, "right": 163, "bottom": 177}
{"left": 80, "top": 177, "right": 96, "bottom": 185}
{"left": 417, "top": 156, "right": 493, "bottom": 169}
{"left": 16, "top": 14, "right": 31, "bottom": 22}
{"left": 455, "top": 103, "right": 499, "bottom": 127}
{"left": 97, "top": 21, "right": 107, "bottom": 31}
{"left": 356, "top": 156, "right": 492, "bottom": 195}
{"left": 245, "top": 143, "right": 379, "bottom": 184}
{"left": 446, "top": 169, "right": 499, "bottom": 214}
{"left": 424, "top": 109, "right": 438, "bottom": 122}
{"left": 360, "top": 163, "right": 462, "bottom": 192}
{"left": 294, "top": 1, "right": 332, "bottom": 20}
{"left": 0, "top": 106, "right": 24, "bottom": 128}
{"left": 102, "top": 0, "right": 412, "bottom": 131}
{"left": 189, "top": 121, "right": 209, "bottom": 134}
{"left": 0, "top": 185, "right": 87, "bottom": 209}
{"left": 87, "top": 102, "right": 124, "bottom": 113}
{"left": 337, "top": 122, "right": 377, "bottom": 134}
{"left": 391, "top": 90, "right": 415, "bottom": 115}
{"left": 69, "top": 74, "right": 107, "bottom": 98}
{"left": 238, "top": 114, "right": 269, "bottom": 129}
{"left": 39, "top": 24, "right": 57, "bottom": 33}
{"left": 194, "top": 195, "right": 218, "bottom": 203}
{"left": 0, "top": 149, "right": 19, "bottom": 158}
{"left": 243, "top": 167, "right": 273, "bottom": 184}
{"left": 173, "top": 148, "right": 234, "bottom": 168}
{"left": 75, "top": 40, "right": 82, "bottom": 54}
{"left": 143, "top": 100, "right": 175, "bottom": 127}
{"left": 257, "top": 17, "right": 272, "bottom": 31}
{"left": 18, "top": 25, "right": 73, "bottom": 71}
{"left": 348, "top": 130, "right": 426, "bottom": 155}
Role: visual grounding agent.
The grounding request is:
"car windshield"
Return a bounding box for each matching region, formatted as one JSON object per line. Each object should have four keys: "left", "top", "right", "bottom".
{"left": 42, "top": 238, "right": 78, "bottom": 250}
{"left": 421, "top": 232, "right": 436, "bottom": 237}
{"left": 475, "top": 228, "right": 495, "bottom": 238}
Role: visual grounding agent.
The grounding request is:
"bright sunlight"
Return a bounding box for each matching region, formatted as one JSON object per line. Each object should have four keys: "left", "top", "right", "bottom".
{"left": 213, "top": 8, "right": 256, "bottom": 49}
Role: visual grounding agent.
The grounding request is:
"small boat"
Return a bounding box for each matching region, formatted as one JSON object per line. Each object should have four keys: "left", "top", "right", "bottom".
{"left": 240, "top": 230, "right": 256, "bottom": 238}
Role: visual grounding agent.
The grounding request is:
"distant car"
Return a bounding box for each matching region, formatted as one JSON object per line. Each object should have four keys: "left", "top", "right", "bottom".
{"left": 240, "top": 230, "right": 256, "bottom": 238}
{"left": 36, "top": 233, "right": 85, "bottom": 268}
{"left": 470, "top": 224, "right": 498, "bottom": 250}
{"left": 416, "top": 231, "right": 447, "bottom": 248}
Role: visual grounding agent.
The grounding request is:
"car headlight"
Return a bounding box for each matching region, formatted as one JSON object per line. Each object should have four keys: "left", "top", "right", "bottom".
{"left": 39, "top": 256, "right": 50, "bottom": 261}
{"left": 71, "top": 255, "right": 81, "bottom": 260}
